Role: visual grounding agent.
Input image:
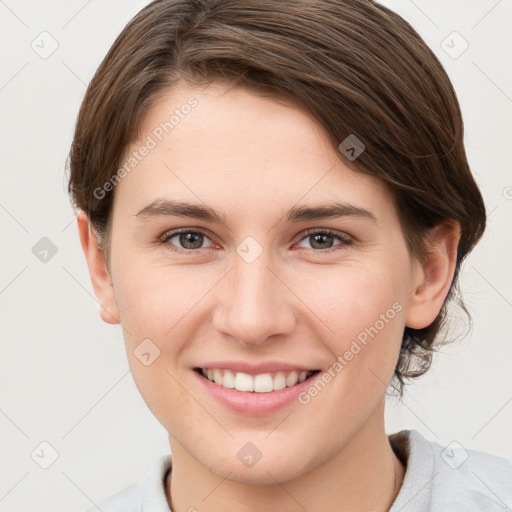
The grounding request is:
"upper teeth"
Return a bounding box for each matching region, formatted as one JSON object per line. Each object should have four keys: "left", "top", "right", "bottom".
{"left": 201, "top": 368, "right": 313, "bottom": 392}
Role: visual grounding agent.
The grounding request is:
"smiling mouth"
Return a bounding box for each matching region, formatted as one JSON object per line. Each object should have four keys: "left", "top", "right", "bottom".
{"left": 194, "top": 367, "right": 321, "bottom": 393}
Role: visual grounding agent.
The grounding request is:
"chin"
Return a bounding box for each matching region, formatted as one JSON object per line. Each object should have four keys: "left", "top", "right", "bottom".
{"left": 214, "top": 464, "right": 304, "bottom": 486}
{"left": 200, "top": 446, "right": 316, "bottom": 485}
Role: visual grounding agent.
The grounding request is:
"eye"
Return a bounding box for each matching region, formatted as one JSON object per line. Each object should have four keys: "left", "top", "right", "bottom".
{"left": 295, "top": 229, "right": 353, "bottom": 252}
{"left": 159, "top": 229, "right": 216, "bottom": 252}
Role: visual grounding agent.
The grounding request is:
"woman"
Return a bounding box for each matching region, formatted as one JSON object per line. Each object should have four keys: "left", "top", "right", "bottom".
{"left": 67, "top": 0, "right": 512, "bottom": 510}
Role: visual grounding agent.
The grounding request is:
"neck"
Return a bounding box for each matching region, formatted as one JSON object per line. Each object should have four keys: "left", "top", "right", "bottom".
{"left": 166, "top": 400, "right": 405, "bottom": 512}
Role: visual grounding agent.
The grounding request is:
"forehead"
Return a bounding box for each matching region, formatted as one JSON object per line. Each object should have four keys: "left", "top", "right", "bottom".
{"left": 113, "top": 81, "right": 395, "bottom": 223}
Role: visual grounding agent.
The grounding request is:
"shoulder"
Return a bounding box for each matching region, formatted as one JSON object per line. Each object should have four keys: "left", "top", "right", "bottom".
{"left": 84, "top": 482, "right": 141, "bottom": 512}
{"left": 83, "top": 454, "right": 172, "bottom": 512}
{"left": 428, "top": 432, "right": 512, "bottom": 511}
{"left": 390, "top": 429, "right": 512, "bottom": 512}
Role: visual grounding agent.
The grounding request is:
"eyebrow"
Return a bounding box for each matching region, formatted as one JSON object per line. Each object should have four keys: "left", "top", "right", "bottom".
{"left": 285, "top": 202, "right": 377, "bottom": 223}
{"left": 134, "top": 198, "right": 377, "bottom": 225}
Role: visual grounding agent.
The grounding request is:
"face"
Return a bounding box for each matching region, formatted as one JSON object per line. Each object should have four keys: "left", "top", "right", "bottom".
{"left": 86, "top": 81, "right": 435, "bottom": 484}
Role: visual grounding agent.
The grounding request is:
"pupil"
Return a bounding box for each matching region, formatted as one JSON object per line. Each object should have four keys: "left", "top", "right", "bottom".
{"left": 181, "top": 232, "right": 203, "bottom": 249}
{"left": 311, "top": 233, "right": 333, "bottom": 249}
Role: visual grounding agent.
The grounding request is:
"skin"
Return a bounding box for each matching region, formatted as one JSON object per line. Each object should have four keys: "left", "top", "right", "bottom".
{"left": 78, "top": 81, "right": 460, "bottom": 512}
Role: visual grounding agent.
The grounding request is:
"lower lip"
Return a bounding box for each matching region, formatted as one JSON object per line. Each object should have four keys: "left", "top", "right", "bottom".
{"left": 192, "top": 369, "right": 321, "bottom": 416}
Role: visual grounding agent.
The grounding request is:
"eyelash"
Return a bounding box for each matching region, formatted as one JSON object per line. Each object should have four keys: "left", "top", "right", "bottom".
{"left": 298, "top": 228, "right": 354, "bottom": 252}
{"left": 158, "top": 228, "right": 353, "bottom": 254}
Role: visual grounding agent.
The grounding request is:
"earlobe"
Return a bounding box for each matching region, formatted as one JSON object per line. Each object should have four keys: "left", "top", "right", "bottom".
{"left": 405, "top": 221, "right": 461, "bottom": 330}
{"left": 76, "top": 211, "right": 120, "bottom": 325}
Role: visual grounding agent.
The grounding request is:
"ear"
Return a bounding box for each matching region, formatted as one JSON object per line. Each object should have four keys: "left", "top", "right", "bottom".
{"left": 405, "top": 221, "right": 461, "bottom": 329}
{"left": 76, "top": 211, "right": 120, "bottom": 325}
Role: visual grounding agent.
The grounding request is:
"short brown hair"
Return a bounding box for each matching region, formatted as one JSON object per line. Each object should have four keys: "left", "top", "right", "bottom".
{"left": 66, "top": 0, "right": 486, "bottom": 397}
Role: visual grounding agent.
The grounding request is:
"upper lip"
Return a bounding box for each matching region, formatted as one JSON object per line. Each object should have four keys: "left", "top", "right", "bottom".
{"left": 194, "top": 361, "right": 319, "bottom": 375}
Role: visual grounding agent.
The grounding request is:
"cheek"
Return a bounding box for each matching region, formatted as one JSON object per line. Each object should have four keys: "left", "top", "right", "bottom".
{"left": 114, "top": 260, "right": 211, "bottom": 342}
{"left": 296, "top": 263, "right": 408, "bottom": 398}
{"left": 299, "top": 264, "right": 406, "bottom": 343}
{"left": 112, "top": 261, "right": 218, "bottom": 426}
{"left": 291, "top": 267, "right": 407, "bottom": 428}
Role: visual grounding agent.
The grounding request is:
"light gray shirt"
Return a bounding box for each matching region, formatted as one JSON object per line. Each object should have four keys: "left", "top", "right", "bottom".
{"left": 85, "top": 429, "right": 512, "bottom": 511}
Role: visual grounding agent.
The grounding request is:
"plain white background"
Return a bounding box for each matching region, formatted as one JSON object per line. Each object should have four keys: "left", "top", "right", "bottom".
{"left": 0, "top": 1, "right": 511, "bottom": 511}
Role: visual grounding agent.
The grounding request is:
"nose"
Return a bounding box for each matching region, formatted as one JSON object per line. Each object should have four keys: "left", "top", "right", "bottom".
{"left": 212, "top": 252, "right": 296, "bottom": 347}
